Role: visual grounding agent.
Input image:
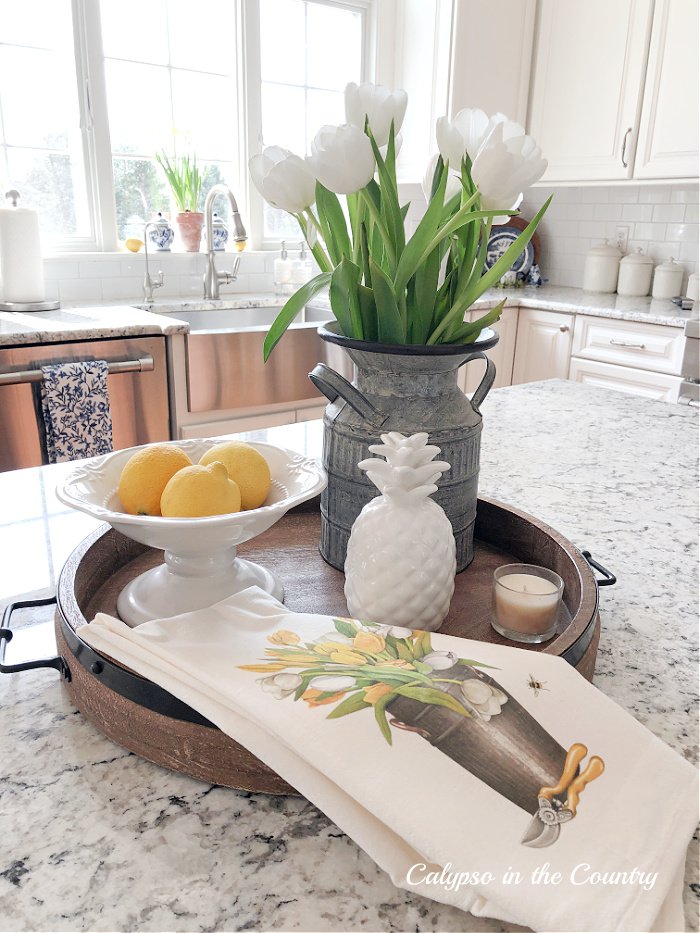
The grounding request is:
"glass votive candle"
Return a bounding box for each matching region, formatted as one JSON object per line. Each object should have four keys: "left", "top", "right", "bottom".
{"left": 491, "top": 564, "right": 564, "bottom": 644}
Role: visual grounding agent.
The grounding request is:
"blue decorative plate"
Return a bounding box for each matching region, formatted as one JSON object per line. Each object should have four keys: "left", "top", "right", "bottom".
{"left": 485, "top": 226, "right": 535, "bottom": 277}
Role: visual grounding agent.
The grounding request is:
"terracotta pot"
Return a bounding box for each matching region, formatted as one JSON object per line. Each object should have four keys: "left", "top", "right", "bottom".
{"left": 176, "top": 211, "right": 204, "bottom": 252}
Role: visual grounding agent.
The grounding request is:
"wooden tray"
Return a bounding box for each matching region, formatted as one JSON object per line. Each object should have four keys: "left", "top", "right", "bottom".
{"left": 55, "top": 496, "right": 601, "bottom": 794}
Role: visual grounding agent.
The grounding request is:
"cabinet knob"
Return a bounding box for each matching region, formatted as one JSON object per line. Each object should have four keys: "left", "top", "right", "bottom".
{"left": 559, "top": 324, "right": 570, "bottom": 332}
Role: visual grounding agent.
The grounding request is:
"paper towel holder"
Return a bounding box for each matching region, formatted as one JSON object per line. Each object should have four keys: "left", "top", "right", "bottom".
{"left": 0, "top": 190, "right": 61, "bottom": 312}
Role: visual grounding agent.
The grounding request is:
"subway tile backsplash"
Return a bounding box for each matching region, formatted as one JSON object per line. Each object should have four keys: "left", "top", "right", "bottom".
{"left": 43, "top": 250, "right": 278, "bottom": 305}
{"left": 521, "top": 184, "right": 699, "bottom": 291}
{"left": 44, "top": 184, "right": 699, "bottom": 303}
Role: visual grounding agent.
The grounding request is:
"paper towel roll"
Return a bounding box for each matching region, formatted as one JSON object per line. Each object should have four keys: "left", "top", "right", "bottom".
{"left": 0, "top": 206, "right": 46, "bottom": 302}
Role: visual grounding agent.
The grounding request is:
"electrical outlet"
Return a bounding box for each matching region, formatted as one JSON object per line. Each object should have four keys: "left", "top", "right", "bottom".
{"left": 615, "top": 226, "right": 630, "bottom": 253}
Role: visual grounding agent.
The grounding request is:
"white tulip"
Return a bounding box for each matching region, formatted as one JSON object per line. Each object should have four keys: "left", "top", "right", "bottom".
{"left": 345, "top": 81, "right": 408, "bottom": 147}
{"left": 249, "top": 146, "right": 316, "bottom": 214}
{"left": 471, "top": 122, "right": 547, "bottom": 224}
{"left": 421, "top": 650, "right": 458, "bottom": 670}
{"left": 315, "top": 631, "right": 352, "bottom": 645}
{"left": 309, "top": 675, "right": 356, "bottom": 692}
{"left": 306, "top": 124, "right": 375, "bottom": 195}
{"left": 436, "top": 109, "right": 525, "bottom": 168}
{"left": 421, "top": 154, "right": 462, "bottom": 204}
{"left": 258, "top": 671, "right": 303, "bottom": 699}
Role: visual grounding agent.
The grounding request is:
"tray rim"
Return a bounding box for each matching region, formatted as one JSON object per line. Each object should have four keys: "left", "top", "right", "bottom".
{"left": 56, "top": 495, "right": 600, "bottom": 724}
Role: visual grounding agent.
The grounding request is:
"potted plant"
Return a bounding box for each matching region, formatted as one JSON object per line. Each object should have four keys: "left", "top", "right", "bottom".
{"left": 156, "top": 151, "right": 207, "bottom": 252}
{"left": 249, "top": 83, "right": 551, "bottom": 570}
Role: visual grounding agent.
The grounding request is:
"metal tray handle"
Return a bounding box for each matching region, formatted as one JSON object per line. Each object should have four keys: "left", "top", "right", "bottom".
{"left": 0, "top": 596, "right": 69, "bottom": 679}
{"left": 582, "top": 551, "right": 616, "bottom": 587}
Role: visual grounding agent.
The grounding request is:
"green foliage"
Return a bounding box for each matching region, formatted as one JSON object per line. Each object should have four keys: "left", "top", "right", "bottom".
{"left": 264, "top": 128, "right": 550, "bottom": 356}
{"left": 155, "top": 151, "right": 207, "bottom": 212}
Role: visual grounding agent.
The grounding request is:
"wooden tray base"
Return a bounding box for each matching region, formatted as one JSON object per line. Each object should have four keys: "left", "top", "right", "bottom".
{"left": 56, "top": 497, "right": 600, "bottom": 793}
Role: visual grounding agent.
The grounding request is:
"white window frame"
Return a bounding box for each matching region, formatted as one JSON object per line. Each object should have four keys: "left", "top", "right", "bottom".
{"left": 23, "top": 0, "right": 383, "bottom": 253}
{"left": 227, "top": 0, "right": 378, "bottom": 249}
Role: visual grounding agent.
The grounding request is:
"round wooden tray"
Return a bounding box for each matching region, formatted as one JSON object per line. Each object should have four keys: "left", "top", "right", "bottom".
{"left": 55, "top": 496, "right": 601, "bottom": 794}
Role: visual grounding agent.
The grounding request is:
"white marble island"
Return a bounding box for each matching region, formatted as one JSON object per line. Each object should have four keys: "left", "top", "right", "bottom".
{"left": 0, "top": 381, "right": 697, "bottom": 932}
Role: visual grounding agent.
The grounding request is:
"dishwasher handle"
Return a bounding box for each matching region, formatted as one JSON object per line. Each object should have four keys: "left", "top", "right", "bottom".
{"left": 0, "top": 355, "right": 154, "bottom": 387}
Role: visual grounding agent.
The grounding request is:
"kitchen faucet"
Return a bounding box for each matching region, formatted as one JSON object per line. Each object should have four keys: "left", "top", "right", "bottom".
{"left": 203, "top": 185, "right": 247, "bottom": 299}
{"left": 142, "top": 222, "right": 164, "bottom": 303}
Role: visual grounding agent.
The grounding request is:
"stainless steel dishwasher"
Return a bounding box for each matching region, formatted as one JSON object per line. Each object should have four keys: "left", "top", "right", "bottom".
{"left": 0, "top": 335, "right": 170, "bottom": 471}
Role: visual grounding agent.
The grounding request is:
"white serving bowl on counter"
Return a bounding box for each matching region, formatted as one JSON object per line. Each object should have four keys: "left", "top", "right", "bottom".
{"left": 56, "top": 439, "right": 327, "bottom": 626}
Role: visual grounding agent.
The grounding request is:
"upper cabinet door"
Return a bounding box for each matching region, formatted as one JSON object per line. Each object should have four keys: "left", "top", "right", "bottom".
{"left": 528, "top": 0, "right": 654, "bottom": 182}
{"left": 449, "top": 0, "right": 537, "bottom": 126}
{"left": 633, "top": 0, "right": 700, "bottom": 179}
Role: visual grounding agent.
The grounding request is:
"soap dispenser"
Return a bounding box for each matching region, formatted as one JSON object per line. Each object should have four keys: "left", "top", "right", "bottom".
{"left": 292, "top": 240, "right": 313, "bottom": 286}
{"left": 274, "top": 240, "right": 293, "bottom": 297}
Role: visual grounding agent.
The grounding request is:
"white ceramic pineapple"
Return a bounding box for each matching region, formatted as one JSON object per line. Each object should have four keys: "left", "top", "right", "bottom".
{"left": 344, "top": 431, "right": 456, "bottom": 631}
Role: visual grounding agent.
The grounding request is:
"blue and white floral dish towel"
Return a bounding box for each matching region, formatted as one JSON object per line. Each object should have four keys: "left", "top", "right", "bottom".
{"left": 80, "top": 586, "right": 698, "bottom": 933}
{"left": 40, "top": 360, "right": 113, "bottom": 463}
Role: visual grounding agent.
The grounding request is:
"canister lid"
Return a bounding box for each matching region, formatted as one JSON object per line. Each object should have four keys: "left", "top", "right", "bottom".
{"left": 620, "top": 247, "right": 653, "bottom": 266}
{"left": 587, "top": 239, "right": 621, "bottom": 257}
{"left": 654, "top": 256, "right": 681, "bottom": 271}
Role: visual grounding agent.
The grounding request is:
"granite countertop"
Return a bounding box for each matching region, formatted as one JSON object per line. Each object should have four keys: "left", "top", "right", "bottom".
{"left": 310, "top": 284, "right": 696, "bottom": 328}
{"left": 0, "top": 286, "right": 694, "bottom": 348}
{"left": 0, "top": 380, "right": 697, "bottom": 932}
{"left": 0, "top": 304, "right": 189, "bottom": 348}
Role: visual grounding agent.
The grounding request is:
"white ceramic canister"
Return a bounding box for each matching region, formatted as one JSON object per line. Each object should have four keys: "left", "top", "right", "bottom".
{"left": 651, "top": 257, "right": 684, "bottom": 299}
{"left": 583, "top": 239, "right": 621, "bottom": 293}
{"left": 617, "top": 247, "right": 654, "bottom": 297}
{"left": 686, "top": 272, "right": 699, "bottom": 301}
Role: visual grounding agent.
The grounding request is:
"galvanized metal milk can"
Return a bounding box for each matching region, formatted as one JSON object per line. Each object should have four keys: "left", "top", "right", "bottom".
{"left": 310, "top": 323, "right": 498, "bottom": 572}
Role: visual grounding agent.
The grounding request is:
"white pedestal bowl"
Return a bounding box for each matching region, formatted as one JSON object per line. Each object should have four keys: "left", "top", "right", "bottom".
{"left": 56, "top": 439, "right": 327, "bottom": 626}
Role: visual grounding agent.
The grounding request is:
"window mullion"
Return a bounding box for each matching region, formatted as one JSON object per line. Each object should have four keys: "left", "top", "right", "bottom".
{"left": 73, "top": 0, "right": 118, "bottom": 250}
{"left": 241, "top": 0, "right": 264, "bottom": 249}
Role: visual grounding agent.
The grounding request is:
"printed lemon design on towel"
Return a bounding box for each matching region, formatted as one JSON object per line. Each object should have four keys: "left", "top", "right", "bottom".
{"left": 199, "top": 441, "right": 271, "bottom": 510}
{"left": 160, "top": 462, "right": 241, "bottom": 517}
{"left": 118, "top": 444, "right": 192, "bottom": 515}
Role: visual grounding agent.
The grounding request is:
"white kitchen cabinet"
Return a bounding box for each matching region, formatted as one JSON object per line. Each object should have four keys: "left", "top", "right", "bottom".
{"left": 179, "top": 410, "right": 296, "bottom": 439}
{"left": 461, "top": 305, "right": 519, "bottom": 395}
{"left": 528, "top": 0, "right": 698, "bottom": 182}
{"left": 449, "top": 0, "right": 536, "bottom": 126}
{"left": 569, "top": 357, "right": 681, "bottom": 402}
{"left": 511, "top": 308, "right": 573, "bottom": 385}
{"left": 572, "top": 315, "right": 685, "bottom": 375}
{"left": 528, "top": 0, "right": 654, "bottom": 182}
{"left": 633, "top": 0, "right": 700, "bottom": 179}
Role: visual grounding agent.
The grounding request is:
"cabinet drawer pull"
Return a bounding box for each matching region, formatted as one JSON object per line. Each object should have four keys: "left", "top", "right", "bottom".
{"left": 0, "top": 356, "right": 154, "bottom": 387}
{"left": 559, "top": 325, "right": 570, "bottom": 332}
{"left": 621, "top": 127, "right": 632, "bottom": 168}
{"left": 609, "top": 339, "right": 646, "bottom": 350}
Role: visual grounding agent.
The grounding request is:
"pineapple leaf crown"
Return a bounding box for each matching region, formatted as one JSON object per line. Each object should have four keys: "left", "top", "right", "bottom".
{"left": 358, "top": 431, "right": 451, "bottom": 501}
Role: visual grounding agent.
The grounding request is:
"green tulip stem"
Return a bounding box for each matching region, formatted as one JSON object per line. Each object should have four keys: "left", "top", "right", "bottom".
{"left": 358, "top": 187, "right": 396, "bottom": 271}
{"left": 299, "top": 210, "right": 332, "bottom": 273}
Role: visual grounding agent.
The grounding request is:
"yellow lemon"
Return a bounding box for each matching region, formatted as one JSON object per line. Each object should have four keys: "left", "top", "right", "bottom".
{"left": 124, "top": 238, "right": 144, "bottom": 252}
{"left": 118, "top": 444, "right": 192, "bottom": 516}
{"left": 160, "top": 461, "right": 241, "bottom": 517}
{"left": 199, "top": 441, "right": 271, "bottom": 510}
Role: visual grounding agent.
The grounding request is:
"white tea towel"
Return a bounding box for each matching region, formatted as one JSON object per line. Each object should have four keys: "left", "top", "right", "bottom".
{"left": 40, "top": 360, "right": 113, "bottom": 463}
{"left": 80, "top": 587, "right": 698, "bottom": 933}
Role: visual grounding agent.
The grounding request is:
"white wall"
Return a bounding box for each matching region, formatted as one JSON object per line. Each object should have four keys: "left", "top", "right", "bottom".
{"left": 521, "top": 183, "right": 699, "bottom": 290}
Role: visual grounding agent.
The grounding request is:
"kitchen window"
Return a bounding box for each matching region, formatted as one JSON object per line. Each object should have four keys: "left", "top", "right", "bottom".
{"left": 0, "top": 0, "right": 374, "bottom": 252}
{"left": 0, "top": 0, "right": 95, "bottom": 247}
{"left": 257, "top": 0, "right": 365, "bottom": 241}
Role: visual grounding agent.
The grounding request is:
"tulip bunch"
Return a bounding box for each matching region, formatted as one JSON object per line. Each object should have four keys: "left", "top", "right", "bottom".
{"left": 239, "top": 616, "right": 495, "bottom": 744}
{"left": 250, "top": 83, "right": 550, "bottom": 359}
